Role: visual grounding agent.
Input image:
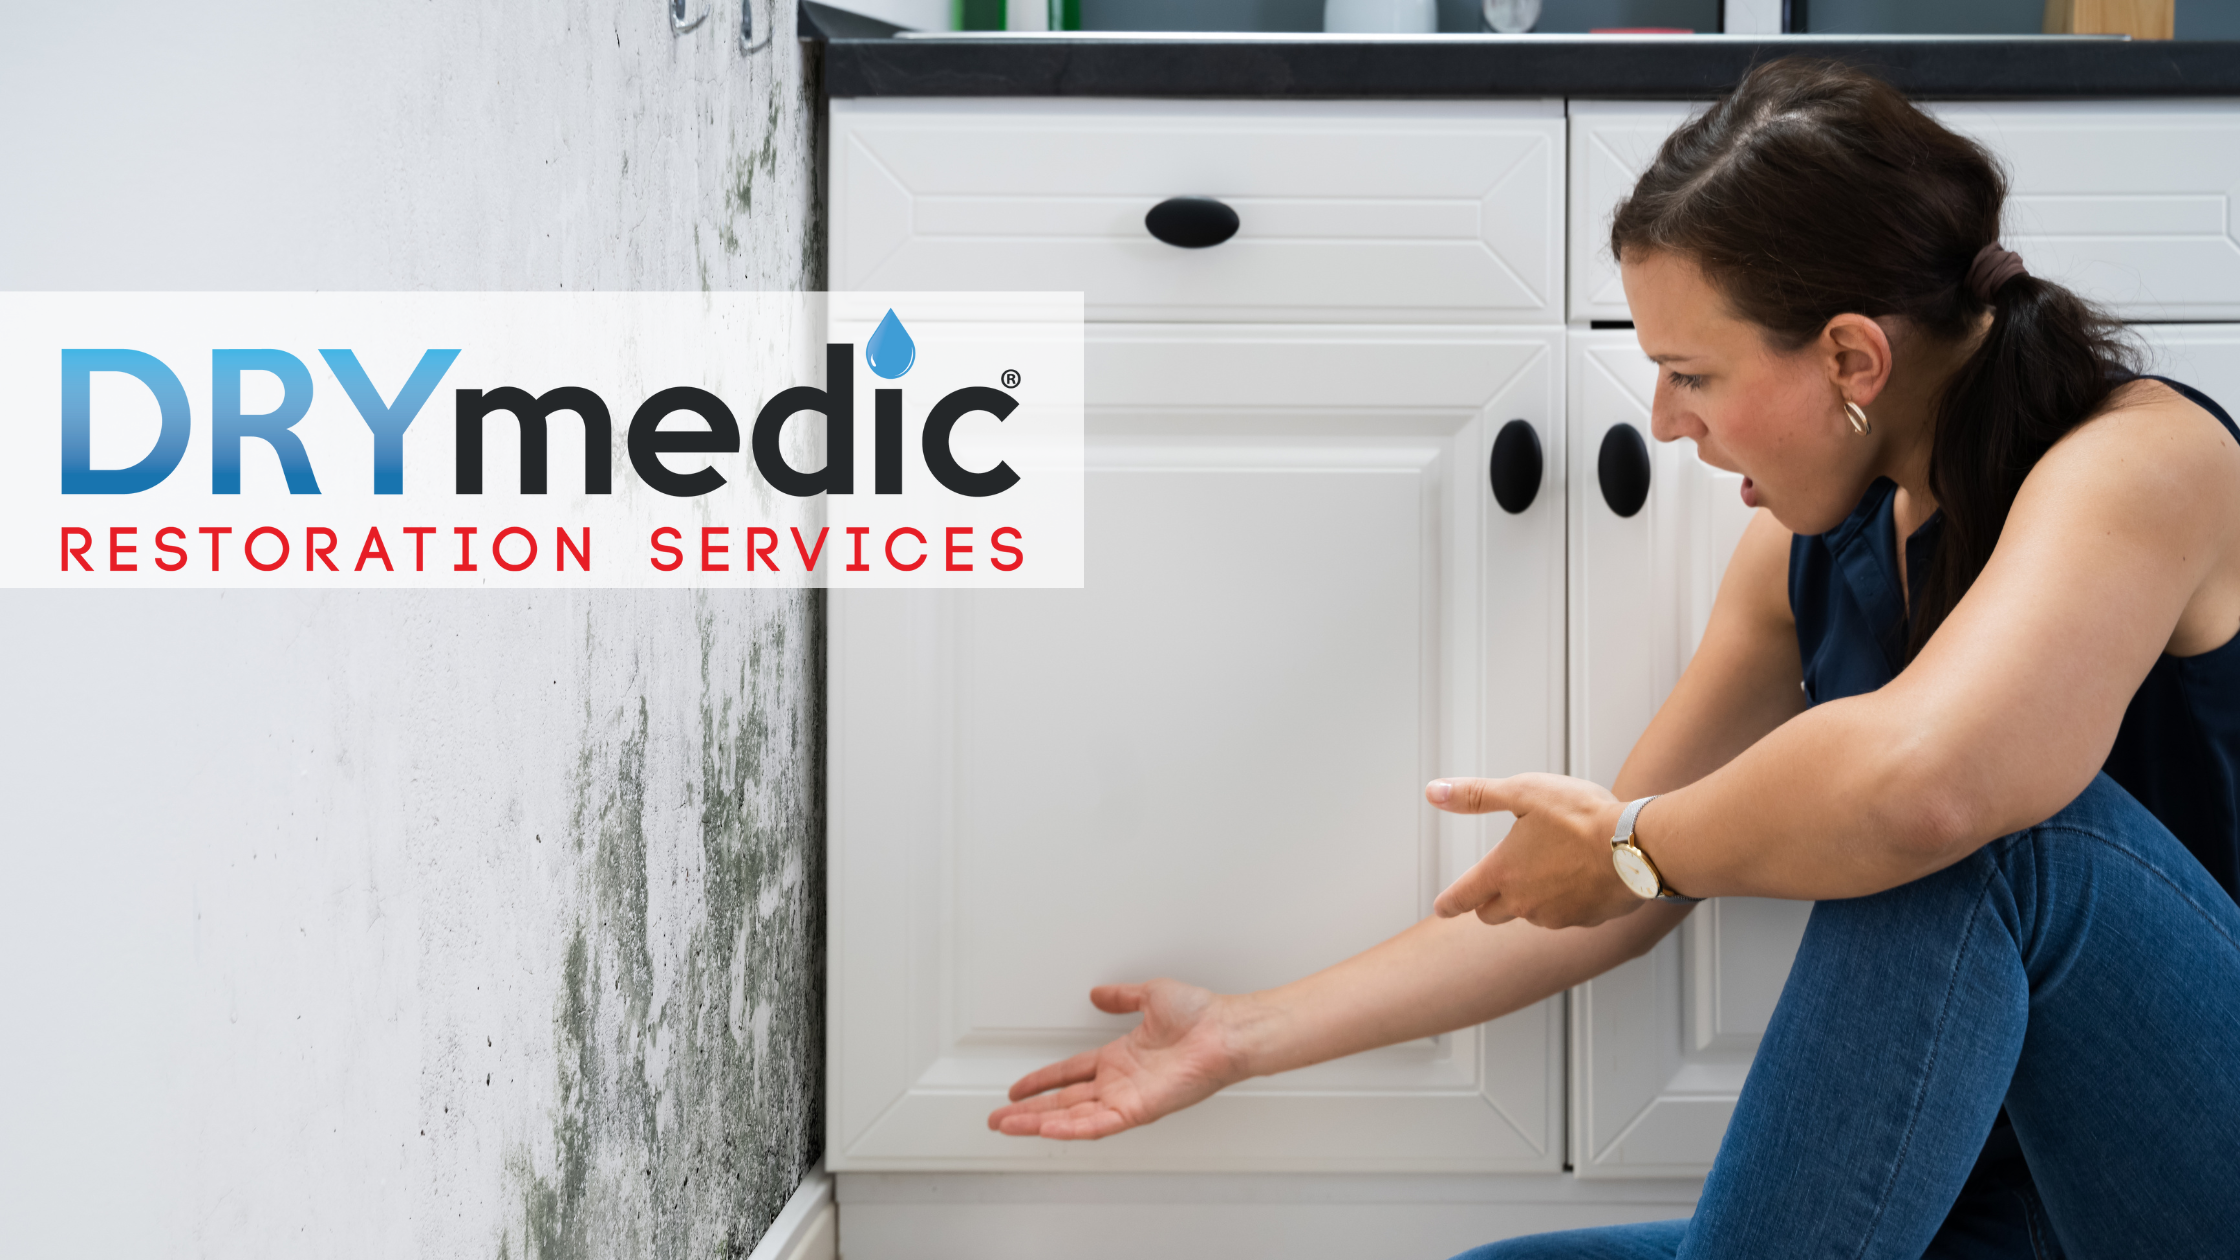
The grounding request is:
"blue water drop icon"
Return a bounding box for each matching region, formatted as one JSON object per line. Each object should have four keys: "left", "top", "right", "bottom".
{"left": 865, "top": 308, "right": 915, "bottom": 379}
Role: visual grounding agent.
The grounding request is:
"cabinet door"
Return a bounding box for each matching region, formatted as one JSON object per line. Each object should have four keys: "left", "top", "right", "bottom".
{"left": 829, "top": 325, "right": 1568, "bottom": 1171}
{"left": 1566, "top": 330, "right": 1805, "bottom": 1178}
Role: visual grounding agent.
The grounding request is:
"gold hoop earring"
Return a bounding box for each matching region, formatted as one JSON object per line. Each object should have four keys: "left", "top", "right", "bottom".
{"left": 1844, "top": 401, "right": 1872, "bottom": 436}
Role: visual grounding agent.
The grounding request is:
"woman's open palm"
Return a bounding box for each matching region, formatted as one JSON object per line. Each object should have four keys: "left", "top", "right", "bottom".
{"left": 987, "top": 978, "right": 1251, "bottom": 1140}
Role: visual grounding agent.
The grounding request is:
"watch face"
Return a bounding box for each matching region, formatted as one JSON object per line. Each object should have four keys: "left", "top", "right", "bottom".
{"left": 1612, "top": 846, "right": 1662, "bottom": 900}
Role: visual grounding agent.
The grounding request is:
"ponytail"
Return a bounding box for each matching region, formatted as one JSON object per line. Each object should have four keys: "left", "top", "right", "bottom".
{"left": 1911, "top": 275, "right": 2135, "bottom": 656}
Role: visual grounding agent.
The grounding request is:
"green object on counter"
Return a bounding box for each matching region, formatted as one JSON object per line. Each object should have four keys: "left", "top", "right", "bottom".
{"left": 1050, "top": 0, "right": 1081, "bottom": 29}
{"left": 956, "top": 0, "right": 1006, "bottom": 29}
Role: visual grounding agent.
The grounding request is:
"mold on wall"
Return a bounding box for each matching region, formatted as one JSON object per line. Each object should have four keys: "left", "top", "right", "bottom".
{"left": 0, "top": 3, "right": 827, "bottom": 1257}
{"left": 494, "top": 597, "right": 824, "bottom": 1260}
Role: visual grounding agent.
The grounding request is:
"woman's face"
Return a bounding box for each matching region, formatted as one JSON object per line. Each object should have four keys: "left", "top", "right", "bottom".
{"left": 1619, "top": 249, "right": 1875, "bottom": 535}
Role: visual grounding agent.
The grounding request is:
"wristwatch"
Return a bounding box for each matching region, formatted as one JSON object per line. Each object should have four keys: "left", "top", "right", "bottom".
{"left": 1610, "top": 796, "right": 1702, "bottom": 903}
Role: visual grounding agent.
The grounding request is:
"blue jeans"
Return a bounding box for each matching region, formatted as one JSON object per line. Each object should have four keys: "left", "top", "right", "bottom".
{"left": 1456, "top": 775, "right": 2240, "bottom": 1260}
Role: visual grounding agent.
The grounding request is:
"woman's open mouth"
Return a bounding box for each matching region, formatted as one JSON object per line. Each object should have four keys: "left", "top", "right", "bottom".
{"left": 1740, "top": 476, "right": 1760, "bottom": 508}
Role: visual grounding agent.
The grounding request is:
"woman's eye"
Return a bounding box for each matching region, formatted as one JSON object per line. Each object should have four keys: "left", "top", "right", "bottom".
{"left": 1667, "top": 371, "right": 1705, "bottom": 391}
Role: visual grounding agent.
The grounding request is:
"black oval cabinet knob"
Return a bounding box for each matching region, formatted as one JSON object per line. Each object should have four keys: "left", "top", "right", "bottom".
{"left": 1144, "top": 197, "right": 1240, "bottom": 249}
{"left": 1598, "top": 423, "right": 1652, "bottom": 518}
{"left": 1488, "top": 419, "right": 1542, "bottom": 514}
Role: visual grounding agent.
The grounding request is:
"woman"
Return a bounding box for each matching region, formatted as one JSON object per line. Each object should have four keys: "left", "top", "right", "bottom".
{"left": 989, "top": 60, "right": 2240, "bottom": 1258}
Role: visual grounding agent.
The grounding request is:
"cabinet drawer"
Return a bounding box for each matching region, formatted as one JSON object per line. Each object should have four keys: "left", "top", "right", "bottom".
{"left": 1566, "top": 103, "right": 1694, "bottom": 326}
{"left": 2138, "top": 324, "right": 2240, "bottom": 414}
{"left": 831, "top": 99, "right": 1565, "bottom": 323}
{"left": 1569, "top": 100, "right": 2240, "bottom": 324}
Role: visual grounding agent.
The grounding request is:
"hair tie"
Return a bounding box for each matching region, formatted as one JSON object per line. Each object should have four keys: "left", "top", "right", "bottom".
{"left": 1966, "top": 243, "right": 2028, "bottom": 304}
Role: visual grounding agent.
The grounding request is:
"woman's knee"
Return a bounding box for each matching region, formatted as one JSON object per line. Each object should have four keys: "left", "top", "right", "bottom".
{"left": 1996, "top": 773, "right": 2238, "bottom": 945}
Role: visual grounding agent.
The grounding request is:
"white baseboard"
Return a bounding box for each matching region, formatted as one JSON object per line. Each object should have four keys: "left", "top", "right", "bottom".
{"left": 835, "top": 1172, "right": 1702, "bottom": 1260}
{"left": 750, "top": 1162, "right": 837, "bottom": 1260}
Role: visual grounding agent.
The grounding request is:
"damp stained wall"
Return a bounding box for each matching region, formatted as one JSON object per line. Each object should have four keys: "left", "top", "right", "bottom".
{"left": 0, "top": 3, "right": 827, "bottom": 1257}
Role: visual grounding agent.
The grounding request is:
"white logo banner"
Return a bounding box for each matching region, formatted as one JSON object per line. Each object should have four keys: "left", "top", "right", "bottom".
{"left": 0, "top": 291, "right": 1085, "bottom": 588}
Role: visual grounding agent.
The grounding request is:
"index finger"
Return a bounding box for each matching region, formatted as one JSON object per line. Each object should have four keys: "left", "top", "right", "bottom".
{"left": 1433, "top": 857, "right": 1502, "bottom": 919}
{"left": 1006, "top": 1048, "right": 1100, "bottom": 1102}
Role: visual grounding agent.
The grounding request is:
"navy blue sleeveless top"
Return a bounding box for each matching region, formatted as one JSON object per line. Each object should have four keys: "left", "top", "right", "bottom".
{"left": 1790, "top": 377, "right": 2240, "bottom": 899}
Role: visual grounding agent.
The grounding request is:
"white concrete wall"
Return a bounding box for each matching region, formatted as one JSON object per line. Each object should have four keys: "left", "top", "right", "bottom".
{"left": 0, "top": 4, "right": 826, "bottom": 1257}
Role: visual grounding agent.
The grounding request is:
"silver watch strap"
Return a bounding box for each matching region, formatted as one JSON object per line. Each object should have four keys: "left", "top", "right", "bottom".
{"left": 1612, "top": 795, "right": 1657, "bottom": 850}
{"left": 1612, "top": 795, "right": 1703, "bottom": 903}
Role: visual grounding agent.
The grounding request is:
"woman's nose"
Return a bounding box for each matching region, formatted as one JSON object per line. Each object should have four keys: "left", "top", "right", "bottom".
{"left": 1649, "top": 390, "right": 1698, "bottom": 444}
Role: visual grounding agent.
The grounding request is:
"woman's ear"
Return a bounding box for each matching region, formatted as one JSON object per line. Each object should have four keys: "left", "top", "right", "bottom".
{"left": 1820, "top": 314, "right": 1894, "bottom": 407}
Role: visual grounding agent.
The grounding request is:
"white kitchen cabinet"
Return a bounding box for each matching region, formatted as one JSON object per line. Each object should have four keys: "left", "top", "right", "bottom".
{"left": 1564, "top": 330, "right": 1803, "bottom": 1178}
{"left": 826, "top": 92, "right": 2233, "bottom": 1241}
{"left": 828, "top": 325, "right": 1570, "bottom": 1173}
{"left": 831, "top": 98, "right": 1566, "bottom": 324}
{"left": 1568, "top": 100, "right": 2240, "bottom": 325}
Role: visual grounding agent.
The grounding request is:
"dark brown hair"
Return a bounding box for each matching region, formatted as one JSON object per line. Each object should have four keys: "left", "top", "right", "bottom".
{"left": 1610, "top": 58, "right": 2136, "bottom": 658}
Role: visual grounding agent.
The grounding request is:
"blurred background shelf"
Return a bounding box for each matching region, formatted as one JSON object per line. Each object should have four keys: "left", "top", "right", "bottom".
{"left": 812, "top": 0, "right": 2228, "bottom": 37}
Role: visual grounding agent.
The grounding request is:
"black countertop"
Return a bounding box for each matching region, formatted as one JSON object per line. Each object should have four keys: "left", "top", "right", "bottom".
{"left": 801, "top": 6, "right": 2240, "bottom": 100}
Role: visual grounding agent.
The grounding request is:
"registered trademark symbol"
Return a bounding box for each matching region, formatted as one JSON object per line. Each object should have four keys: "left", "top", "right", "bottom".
{"left": 1000, "top": 369, "right": 1021, "bottom": 389}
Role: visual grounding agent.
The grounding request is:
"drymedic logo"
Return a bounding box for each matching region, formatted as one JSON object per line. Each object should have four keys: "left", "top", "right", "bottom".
{"left": 1, "top": 292, "right": 1086, "bottom": 588}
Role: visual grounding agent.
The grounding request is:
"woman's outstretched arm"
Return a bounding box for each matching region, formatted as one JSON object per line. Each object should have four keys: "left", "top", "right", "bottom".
{"left": 985, "top": 906, "right": 1691, "bottom": 1140}
{"left": 990, "top": 508, "right": 1806, "bottom": 1140}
